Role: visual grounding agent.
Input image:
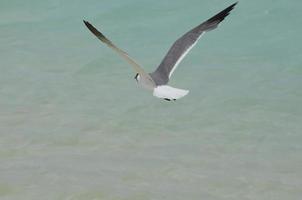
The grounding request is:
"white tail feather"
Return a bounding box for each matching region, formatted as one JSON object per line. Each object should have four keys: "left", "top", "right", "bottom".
{"left": 153, "top": 85, "right": 189, "bottom": 100}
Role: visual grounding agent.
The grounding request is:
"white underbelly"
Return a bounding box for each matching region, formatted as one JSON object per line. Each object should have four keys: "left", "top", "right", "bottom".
{"left": 153, "top": 85, "right": 189, "bottom": 100}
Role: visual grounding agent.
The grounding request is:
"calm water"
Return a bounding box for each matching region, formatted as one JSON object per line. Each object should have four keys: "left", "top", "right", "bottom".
{"left": 0, "top": 0, "right": 301, "bottom": 199}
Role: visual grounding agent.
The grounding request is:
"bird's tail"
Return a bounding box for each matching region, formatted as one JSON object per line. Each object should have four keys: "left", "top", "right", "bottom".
{"left": 153, "top": 85, "right": 189, "bottom": 101}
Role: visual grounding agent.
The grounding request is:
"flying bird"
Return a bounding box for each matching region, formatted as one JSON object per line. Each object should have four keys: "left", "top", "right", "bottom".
{"left": 83, "top": 2, "right": 238, "bottom": 101}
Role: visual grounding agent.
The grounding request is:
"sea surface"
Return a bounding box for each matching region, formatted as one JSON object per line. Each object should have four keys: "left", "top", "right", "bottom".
{"left": 0, "top": 0, "right": 301, "bottom": 199}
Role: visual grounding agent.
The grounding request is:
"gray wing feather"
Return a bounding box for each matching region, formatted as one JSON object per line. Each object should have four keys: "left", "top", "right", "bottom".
{"left": 150, "top": 2, "right": 238, "bottom": 85}
{"left": 83, "top": 20, "right": 155, "bottom": 86}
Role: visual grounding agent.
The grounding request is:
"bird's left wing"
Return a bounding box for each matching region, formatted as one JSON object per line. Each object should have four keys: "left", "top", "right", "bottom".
{"left": 83, "top": 20, "right": 155, "bottom": 86}
{"left": 150, "top": 2, "right": 238, "bottom": 86}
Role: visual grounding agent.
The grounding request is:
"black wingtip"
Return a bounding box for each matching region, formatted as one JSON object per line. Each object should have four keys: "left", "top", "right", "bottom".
{"left": 83, "top": 20, "right": 98, "bottom": 35}
{"left": 233, "top": 1, "right": 239, "bottom": 6}
{"left": 229, "top": 2, "right": 239, "bottom": 9}
{"left": 82, "top": 19, "right": 111, "bottom": 45}
{"left": 228, "top": 2, "right": 238, "bottom": 14}
{"left": 228, "top": 1, "right": 239, "bottom": 12}
{"left": 231, "top": 2, "right": 239, "bottom": 10}
{"left": 207, "top": 2, "right": 238, "bottom": 24}
{"left": 83, "top": 20, "right": 89, "bottom": 26}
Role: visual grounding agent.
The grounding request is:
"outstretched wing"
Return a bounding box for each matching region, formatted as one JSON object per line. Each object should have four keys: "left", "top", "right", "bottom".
{"left": 150, "top": 2, "right": 238, "bottom": 86}
{"left": 83, "top": 20, "right": 155, "bottom": 86}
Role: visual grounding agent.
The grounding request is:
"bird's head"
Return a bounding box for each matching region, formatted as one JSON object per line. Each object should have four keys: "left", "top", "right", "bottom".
{"left": 134, "top": 73, "right": 140, "bottom": 82}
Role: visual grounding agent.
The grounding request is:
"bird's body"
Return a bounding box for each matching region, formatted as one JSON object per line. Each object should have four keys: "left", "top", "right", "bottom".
{"left": 84, "top": 2, "right": 238, "bottom": 101}
{"left": 135, "top": 74, "right": 189, "bottom": 100}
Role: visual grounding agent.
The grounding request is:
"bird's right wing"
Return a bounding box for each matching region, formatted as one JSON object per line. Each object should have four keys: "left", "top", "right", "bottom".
{"left": 150, "top": 2, "right": 238, "bottom": 86}
{"left": 83, "top": 20, "right": 155, "bottom": 86}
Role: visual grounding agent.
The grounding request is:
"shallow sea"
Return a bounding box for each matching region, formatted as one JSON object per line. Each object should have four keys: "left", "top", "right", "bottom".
{"left": 0, "top": 0, "right": 301, "bottom": 199}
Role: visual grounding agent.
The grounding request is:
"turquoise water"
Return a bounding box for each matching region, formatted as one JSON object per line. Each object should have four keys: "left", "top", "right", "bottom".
{"left": 1, "top": 0, "right": 301, "bottom": 199}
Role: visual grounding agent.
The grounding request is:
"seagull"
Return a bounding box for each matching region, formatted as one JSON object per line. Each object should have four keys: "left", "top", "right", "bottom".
{"left": 83, "top": 2, "right": 238, "bottom": 101}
